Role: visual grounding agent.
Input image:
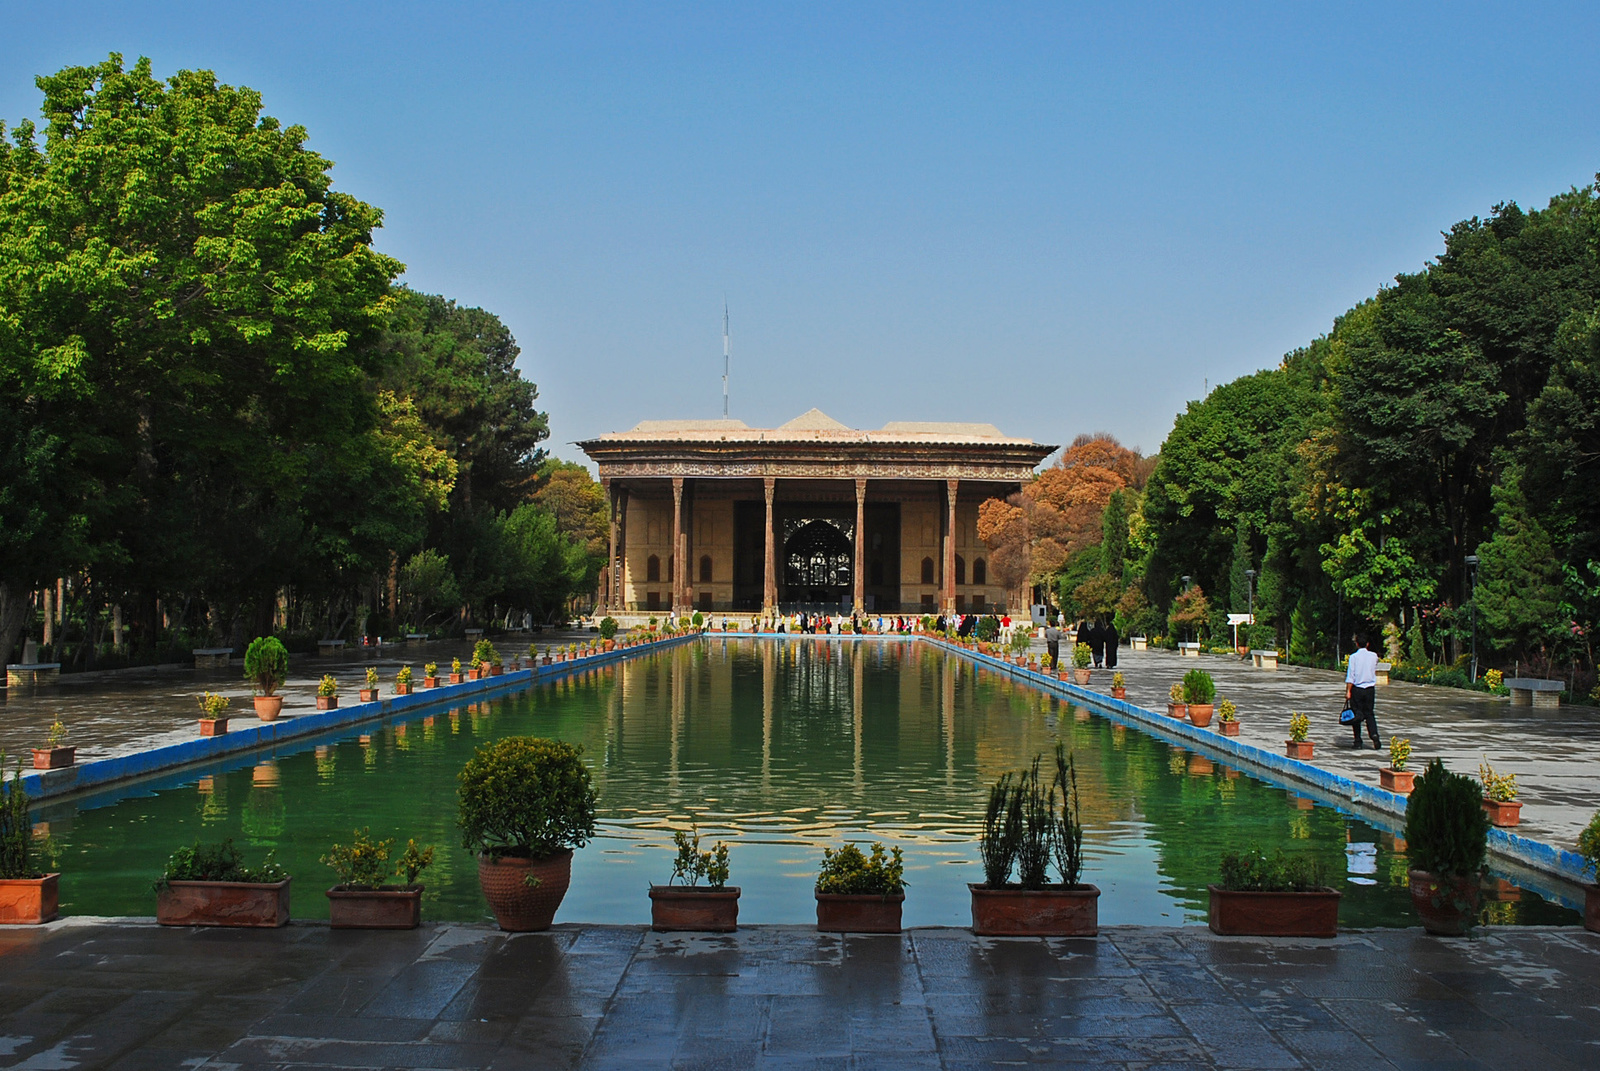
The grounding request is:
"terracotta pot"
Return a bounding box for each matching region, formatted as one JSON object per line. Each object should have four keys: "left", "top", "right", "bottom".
{"left": 358, "top": 688, "right": 379, "bottom": 702}
{"left": 1218, "top": 720, "right": 1240, "bottom": 736}
{"left": 969, "top": 884, "right": 1099, "bottom": 936}
{"left": 1167, "top": 703, "right": 1187, "bottom": 719}
{"left": 1379, "top": 767, "right": 1415, "bottom": 794}
{"left": 1187, "top": 703, "right": 1214, "bottom": 727}
{"left": 542, "top": 656, "right": 552, "bottom": 666}
{"left": 1208, "top": 885, "right": 1341, "bottom": 937}
{"left": 490, "top": 665, "right": 503, "bottom": 676}
{"left": 0, "top": 874, "right": 59, "bottom": 924}
{"left": 31, "top": 746, "right": 75, "bottom": 770}
{"left": 1285, "top": 740, "right": 1314, "bottom": 760}
{"left": 198, "top": 718, "right": 228, "bottom": 736}
{"left": 815, "top": 890, "right": 904, "bottom": 933}
{"left": 1073, "top": 668, "right": 1091, "bottom": 685}
{"left": 424, "top": 676, "right": 440, "bottom": 688}
{"left": 1110, "top": 687, "right": 1126, "bottom": 700}
{"left": 253, "top": 695, "right": 284, "bottom": 721}
{"left": 477, "top": 851, "right": 573, "bottom": 932}
{"left": 327, "top": 885, "right": 423, "bottom": 929}
{"left": 316, "top": 696, "right": 338, "bottom": 711}
{"left": 1585, "top": 884, "right": 1600, "bottom": 934}
{"left": 1482, "top": 798, "right": 1521, "bottom": 827}
{"left": 1408, "top": 869, "right": 1479, "bottom": 936}
{"left": 157, "top": 879, "right": 291, "bottom": 928}
{"left": 649, "top": 886, "right": 741, "bottom": 932}
{"left": 395, "top": 683, "right": 413, "bottom": 696}
{"left": 450, "top": 673, "right": 465, "bottom": 684}
{"left": 1056, "top": 670, "right": 1071, "bottom": 681}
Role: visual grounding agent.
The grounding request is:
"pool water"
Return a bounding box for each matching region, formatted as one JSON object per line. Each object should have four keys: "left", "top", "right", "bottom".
{"left": 38, "top": 639, "right": 1579, "bottom": 927}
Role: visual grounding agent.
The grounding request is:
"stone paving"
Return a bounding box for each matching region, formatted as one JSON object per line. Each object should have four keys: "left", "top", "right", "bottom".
{"left": 0, "top": 920, "right": 1595, "bottom": 1069}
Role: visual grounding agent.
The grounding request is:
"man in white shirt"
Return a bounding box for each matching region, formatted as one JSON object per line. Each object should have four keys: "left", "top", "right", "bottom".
{"left": 1345, "top": 632, "right": 1382, "bottom": 749}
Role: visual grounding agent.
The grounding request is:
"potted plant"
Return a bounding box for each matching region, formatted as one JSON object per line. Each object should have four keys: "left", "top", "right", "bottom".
{"left": 316, "top": 675, "right": 339, "bottom": 711}
{"left": 423, "top": 662, "right": 440, "bottom": 688}
{"left": 450, "top": 657, "right": 465, "bottom": 685}
{"left": 357, "top": 666, "right": 379, "bottom": 702}
{"left": 322, "top": 828, "right": 435, "bottom": 929}
{"left": 1405, "top": 758, "right": 1491, "bottom": 935}
{"left": 1183, "top": 669, "right": 1215, "bottom": 726}
{"left": 197, "top": 692, "right": 230, "bottom": 736}
{"left": 1166, "top": 681, "right": 1187, "bottom": 719}
{"left": 395, "top": 665, "right": 414, "bottom": 696}
{"left": 649, "top": 822, "right": 739, "bottom": 932}
{"left": 1109, "top": 671, "right": 1126, "bottom": 700}
{"left": 244, "top": 635, "right": 289, "bottom": 721}
{"left": 473, "top": 639, "right": 498, "bottom": 678}
{"left": 1285, "top": 713, "right": 1312, "bottom": 759}
{"left": 1577, "top": 810, "right": 1600, "bottom": 934}
{"left": 1208, "top": 846, "right": 1340, "bottom": 937}
{"left": 31, "top": 720, "right": 75, "bottom": 770}
{"left": 458, "top": 737, "right": 598, "bottom": 931}
{"left": 815, "top": 841, "right": 906, "bottom": 933}
{"left": 970, "top": 744, "right": 1098, "bottom": 936}
{"left": 1071, "top": 643, "right": 1092, "bottom": 684}
{"left": 1216, "top": 696, "right": 1239, "bottom": 736}
{"left": 1379, "top": 738, "right": 1414, "bottom": 794}
{"left": 0, "top": 758, "right": 59, "bottom": 924}
{"left": 1478, "top": 760, "right": 1520, "bottom": 827}
{"left": 155, "top": 840, "right": 290, "bottom": 927}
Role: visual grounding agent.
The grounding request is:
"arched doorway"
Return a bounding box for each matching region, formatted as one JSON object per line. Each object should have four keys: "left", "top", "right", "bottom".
{"left": 783, "top": 519, "right": 852, "bottom": 610}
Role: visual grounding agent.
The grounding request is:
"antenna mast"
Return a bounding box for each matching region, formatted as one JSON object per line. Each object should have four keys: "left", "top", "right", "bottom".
{"left": 722, "top": 303, "right": 730, "bottom": 418}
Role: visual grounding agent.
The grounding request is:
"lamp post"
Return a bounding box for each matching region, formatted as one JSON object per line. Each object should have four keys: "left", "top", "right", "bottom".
{"left": 1244, "top": 568, "right": 1256, "bottom": 648}
{"left": 1180, "top": 576, "right": 1192, "bottom": 643}
{"left": 1464, "top": 554, "right": 1480, "bottom": 682}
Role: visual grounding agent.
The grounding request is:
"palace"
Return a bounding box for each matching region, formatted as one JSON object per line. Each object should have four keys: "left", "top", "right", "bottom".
{"left": 578, "top": 409, "right": 1055, "bottom": 617}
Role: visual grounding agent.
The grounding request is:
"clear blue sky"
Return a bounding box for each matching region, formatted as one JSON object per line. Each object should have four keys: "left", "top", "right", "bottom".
{"left": 3, "top": 2, "right": 1597, "bottom": 465}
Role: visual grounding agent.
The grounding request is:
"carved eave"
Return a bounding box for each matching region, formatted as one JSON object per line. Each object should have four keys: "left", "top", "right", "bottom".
{"left": 577, "top": 439, "right": 1055, "bottom": 483}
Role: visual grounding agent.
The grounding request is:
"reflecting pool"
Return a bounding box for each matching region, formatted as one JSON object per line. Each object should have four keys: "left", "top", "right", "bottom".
{"left": 38, "top": 639, "right": 1580, "bottom": 927}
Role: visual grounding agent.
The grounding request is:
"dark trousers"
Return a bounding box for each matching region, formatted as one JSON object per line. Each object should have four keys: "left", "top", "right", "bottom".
{"left": 1046, "top": 641, "right": 1059, "bottom": 669}
{"left": 1349, "top": 686, "right": 1378, "bottom": 746}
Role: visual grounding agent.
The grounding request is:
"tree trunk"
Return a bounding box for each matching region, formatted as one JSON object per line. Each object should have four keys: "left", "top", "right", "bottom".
{"left": 0, "top": 584, "right": 33, "bottom": 669}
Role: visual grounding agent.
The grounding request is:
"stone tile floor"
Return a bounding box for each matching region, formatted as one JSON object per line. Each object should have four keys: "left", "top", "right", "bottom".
{"left": 0, "top": 921, "right": 1595, "bottom": 1069}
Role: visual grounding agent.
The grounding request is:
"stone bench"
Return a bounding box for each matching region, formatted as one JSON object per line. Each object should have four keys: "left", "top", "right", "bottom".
{"left": 1178, "top": 642, "right": 1201, "bottom": 658}
{"left": 316, "top": 640, "right": 347, "bottom": 657}
{"left": 193, "top": 648, "right": 233, "bottom": 671}
{"left": 6, "top": 663, "right": 60, "bottom": 687}
{"left": 1505, "top": 677, "right": 1562, "bottom": 708}
{"left": 464, "top": 628, "right": 484, "bottom": 637}
{"left": 1251, "top": 649, "right": 1279, "bottom": 670}
{"left": 1130, "top": 636, "right": 1148, "bottom": 651}
{"left": 1375, "top": 661, "right": 1391, "bottom": 686}
{"left": 405, "top": 633, "right": 429, "bottom": 644}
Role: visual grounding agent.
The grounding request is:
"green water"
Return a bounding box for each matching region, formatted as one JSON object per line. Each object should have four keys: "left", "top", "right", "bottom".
{"left": 39, "top": 639, "right": 1579, "bottom": 927}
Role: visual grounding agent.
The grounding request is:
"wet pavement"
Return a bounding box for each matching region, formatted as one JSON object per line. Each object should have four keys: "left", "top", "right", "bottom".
{"left": 0, "top": 632, "right": 598, "bottom": 768}
{"left": 0, "top": 920, "right": 1593, "bottom": 1069}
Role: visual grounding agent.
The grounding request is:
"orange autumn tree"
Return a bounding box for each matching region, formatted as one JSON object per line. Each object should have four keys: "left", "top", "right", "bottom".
{"left": 978, "top": 433, "right": 1149, "bottom": 609}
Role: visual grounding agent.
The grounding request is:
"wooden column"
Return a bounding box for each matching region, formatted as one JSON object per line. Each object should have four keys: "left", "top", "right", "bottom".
{"left": 943, "top": 479, "right": 959, "bottom": 614}
{"left": 616, "top": 487, "right": 629, "bottom": 612}
{"left": 42, "top": 587, "right": 53, "bottom": 646}
{"left": 603, "top": 478, "right": 616, "bottom": 612}
{"left": 671, "top": 477, "right": 685, "bottom": 612}
{"left": 853, "top": 478, "right": 867, "bottom": 615}
{"left": 763, "top": 477, "right": 777, "bottom": 615}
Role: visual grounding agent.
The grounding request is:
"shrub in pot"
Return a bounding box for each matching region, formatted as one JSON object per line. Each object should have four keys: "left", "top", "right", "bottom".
{"left": 395, "top": 665, "right": 414, "bottom": 696}
{"left": 1285, "top": 713, "right": 1313, "bottom": 759}
{"left": 1478, "top": 760, "right": 1521, "bottom": 827}
{"left": 316, "top": 675, "right": 339, "bottom": 711}
{"left": 197, "top": 691, "right": 230, "bottom": 735}
{"left": 650, "top": 822, "right": 738, "bottom": 931}
{"left": 323, "top": 829, "right": 435, "bottom": 929}
{"left": 424, "top": 662, "right": 440, "bottom": 688}
{"left": 360, "top": 667, "right": 380, "bottom": 702}
{"left": 1208, "top": 846, "right": 1339, "bottom": 937}
{"left": 1072, "top": 643, "right": 1092, "bottom": 684}
{"left": 450, "top": 658, "right": 465, "bottom": 684}
{"left": 155, "top": 839, "right": 290, "bottom": 927}
{"left": 815, "top": 842, "right": 906, "bottom": 933}
{"left": 0, "top": 757, "right": 59, "bottom": 924}
{"left": 970, "top": 743, "right": 1098, "bottom": 936}
{"left": 1404, "top": 758, "right": 1491, "bottom": 935}
{"left": 458, "top": 737, "right": 597, "bottom": 931}
{"left": 1166, "top": 681, "right": 1187, "bottom": 719}
{"left": 244, "top": 636, "right": 289, "bottom": 721}
{"left": 1379, "top": 738, "right": 1413, "bottom": 793}
{"left": 31, "top": 719, "right": 75, "bottom": 770}
{"left": 599, "top": 616, "right": 618, "bottom": 640}
{"left": 1110, "top": 671, "right": 1126, "bottom": 700}
{"left": 472, "top": 639, "right": 498, "bottom": 678}
{"left": 1577, "top": 810, "right": 1600, "bottom": 934}
{"left": 1183, "top": 669, "right": 1215, "bottom": 726}
{"left": 1215, "top": 696, "right": 1240, "bottom": 736}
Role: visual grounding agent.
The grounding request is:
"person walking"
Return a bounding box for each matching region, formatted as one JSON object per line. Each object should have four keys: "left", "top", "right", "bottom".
{"left": 1044, "top": 617, "right": 1061, "bottom": 670}
{"left": 1345, "top": 632, "right": 1381, "bottom": 749}
{"left": 1103, "top": 619, "right": 1119, "bottom": 670}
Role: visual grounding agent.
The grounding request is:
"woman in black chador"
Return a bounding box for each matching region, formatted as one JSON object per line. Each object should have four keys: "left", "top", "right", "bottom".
{"left": 1102, "top": 619, "right": 1119, "bottom": 669}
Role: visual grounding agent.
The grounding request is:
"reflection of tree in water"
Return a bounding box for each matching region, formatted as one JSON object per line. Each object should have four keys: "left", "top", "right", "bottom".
{"left": 243, "top": 783, "right": 286, "bottom": 844}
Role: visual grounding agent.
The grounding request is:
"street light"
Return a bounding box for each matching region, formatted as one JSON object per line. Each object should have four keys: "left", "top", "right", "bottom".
{"left": 1464, "top": 554, "right": 1480, "bottom": 682}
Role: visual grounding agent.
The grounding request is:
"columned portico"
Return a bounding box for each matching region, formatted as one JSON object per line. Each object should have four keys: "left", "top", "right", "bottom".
{"left": 763, "top": 477, "right": 777, "bottom": 614}
{"left": 853, "top": 478, "right": 867, "bottom": 614}
{"left": 942, "top": 478, "right": 958, "bottom": 614}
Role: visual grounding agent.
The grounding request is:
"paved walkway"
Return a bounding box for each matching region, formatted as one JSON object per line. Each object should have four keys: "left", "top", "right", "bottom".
{"left": 0, "top": 920, "right": 1594, "bottom": 1069}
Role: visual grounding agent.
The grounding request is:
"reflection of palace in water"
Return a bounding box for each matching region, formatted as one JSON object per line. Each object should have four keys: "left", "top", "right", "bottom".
{"left": 579, "top": 410, "right": 1053, "bottom": 616}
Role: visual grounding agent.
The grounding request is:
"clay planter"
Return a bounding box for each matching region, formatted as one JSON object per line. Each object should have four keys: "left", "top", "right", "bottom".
{"left": 450, "top": 673, "right": 465, "bottom": 684}
{"left": 1285, "top": 740, "right": 1314, "bottom": 760}
{"left": 424, "top": 676, "right": 440, "bottom": 688}
{"left": 542, "top": 656, "right": 552, "bottom": 666}
{"left": 969, "top": 884, "right": 1100, "bottom": 936}
{"left": 1585, "top": 884, "right": 1600, "bottom": 934}
{"left": 1408, "top": 869, "right": 1480, "bottom": 936}
{"left": 198, "top": 717, "right": 228, "bottom": 736}
{"left": 477, "top": 850, "right": 573, "bottom": 931}
{"left": 1057, "top": 670, "right": 1071, "bottom": 681}
{"left": 1167, "top": 703, "right": 1188, "bottom": 719}
{"left": 649, "top": 885, "right": 741, "bottom": 932}
{"left": 1073, "top": 668, "right": 1092, "bottom": 685}
{"left": 395, "top": 683, "right": 413, "bottom": 696}
{"left": 490, "top": 665, "right": 504, "bottom": 677}
{"left": 1187, "top": 703, "right": 1214, "bottom": 727}
{"left": 359, "top": 688, "right": 379, "bottom": 702}
{"left": 31, "top": 746, "right": 75, "bottom": 770}
{"left": 1110, "top": 687, "right": 1126, "bottom": 700}
{"left": 1482, "top": 798, "right": 1521, "bottom": 827}
{"left": 326, "top": 885, "right": 423, "bottom": 929}
{"left": 1218, "top": 720, "right": 1240, "bottom": 737}
{"left": 253, "top": 695, "right": 284, "bottom": 721}
{"left": 1207, "top": 885, "right": 1341, "bottom": 937}
{"left": 0, "top": 874, "right": 60, "bottom": 924}
{"left": 315, "top": 696, "right": 338, "bottom": 711}
{"left": 1379, "top": 767, "right": 1415, "bottom": 794}
{"left": 156, "top": 878, "right": 291, "bottom": 928}
{"left": 815, "top": 891, "right": 904, "bottom": 933}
